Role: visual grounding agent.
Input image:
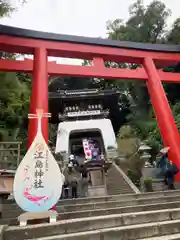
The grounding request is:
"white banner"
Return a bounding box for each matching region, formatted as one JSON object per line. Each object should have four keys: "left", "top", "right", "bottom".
{"left": 82, "top": 139, "right": 92, "bottom": 160}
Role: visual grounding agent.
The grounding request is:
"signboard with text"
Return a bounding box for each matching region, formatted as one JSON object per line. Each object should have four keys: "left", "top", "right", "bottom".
{"left": 67, "top": 110, "right": 101, "bottom": 117}
{"left": 13, "top": 111, "right": 63, "bottom": 212}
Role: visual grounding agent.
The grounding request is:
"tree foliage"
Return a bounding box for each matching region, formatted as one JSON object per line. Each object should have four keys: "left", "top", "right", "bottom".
{"left": 0, "top": 0, "right": 26, "bottom": 17}
{"left": 0, "top": 1, "right": 14, "bottom": 17}
{"left": 107, "top": 0, "right": 171, "bottom": 43}
{"left": 106, "top": 0, "right": 180, "bottom": 151}
{"left": 167, "top": 18, "right": 180, "bottom": 44}
{"left": 0, "top": 1, "right": 30, "bottom": 142}
{"left": 0, "top": 72, "right": 30, "bottom": 141}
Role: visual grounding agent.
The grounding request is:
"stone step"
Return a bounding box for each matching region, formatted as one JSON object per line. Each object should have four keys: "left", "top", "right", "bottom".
{"left": 2, "top": 199, "right": 180, "bottom": 226}
{"left": 2, "top": 193, "right": 180, "bottom": 219}
{"left": 138, "top": 233, "right": 180, "bottom": 240}
{"left": 56, "top": 194, "right": 180, "bottom": 213}
{"left": 57, "top": 189, "right": 180, "bottom": 205}
{"left": 15, "top": 219, "right": 180, "bottom": 240}
{"left": 106, "top": 164, "right": 134, "bottom": 195}
{"left": 4, "top": 208, "right": 180, "bottom": 240}
{"left": 4, "top": 189, "right": 180, "bottom": 210}
{"left": 58, "top": 200, "right": 180, "bottom": 220}
{"left": 152, "top": 181, "right": 165, "bottom": 192}
{"left": 59, "top": 189, "right": 180, "bottom": 205}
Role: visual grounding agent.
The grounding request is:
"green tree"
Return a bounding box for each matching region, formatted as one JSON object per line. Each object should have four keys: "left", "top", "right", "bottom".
{"left": 0, "top": 0, "right": 26, "bottom": 17}
{"left": 0, "top": 72, "right": 30, "bottom": 141}
{"left": 0, "top": 1, "right": 14, "bottom": 17}
{"left": 0, "top": 0, "right": 30, "bottom": 142}
{"left": 107, "top": 0, "right": 171, "bottom": 43}
{"left": 106, "top": 0, "right": 180, "bottom": 151}
{"left": 167, "top": 18, "right": 180, "bottom": 44}
{"left": 105, "top": 0, "right": 171, "bottom": 115}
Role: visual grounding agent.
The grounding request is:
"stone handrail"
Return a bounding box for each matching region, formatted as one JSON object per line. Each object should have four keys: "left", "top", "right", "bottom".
{"left": 112, "top": 162, "right": 141, "bottom": 194}
{"left": 0, "top": 141, "right": 22, "bottom": 169}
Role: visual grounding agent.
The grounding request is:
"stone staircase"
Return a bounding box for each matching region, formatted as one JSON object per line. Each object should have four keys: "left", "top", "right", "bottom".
{"left": 106, "top": 163, "right": 139, "bottom": 195}
{"left": 62, "top": 161, "right": 139, "bottom": 197}
{"left": 2, "top": 190, "right": 180, "bottom": 239}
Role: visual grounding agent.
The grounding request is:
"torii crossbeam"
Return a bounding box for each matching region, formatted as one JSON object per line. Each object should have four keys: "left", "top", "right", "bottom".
{"left": 1, "top": 24, "right": 180, "bottom": 176}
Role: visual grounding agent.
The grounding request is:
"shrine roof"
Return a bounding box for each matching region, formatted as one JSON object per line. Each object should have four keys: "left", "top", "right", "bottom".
{"left": 49, "top": 88, "right": 120, "bottom": 99}
{"left": 1, "top": 25, "right": 180, "bottom": 53}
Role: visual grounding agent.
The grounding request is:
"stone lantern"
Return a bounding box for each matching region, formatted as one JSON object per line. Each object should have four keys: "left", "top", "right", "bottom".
{"left": 138, "top": 142, "right": 154, "bottom": 192}
{"left": 138, "top": 142, "right": 152, "bottom": 166}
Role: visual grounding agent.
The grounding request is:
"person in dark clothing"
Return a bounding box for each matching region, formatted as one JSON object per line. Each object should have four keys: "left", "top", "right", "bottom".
{"left": 81, "top": 168, "right": 88, "bottom": 178}
{"left": 71, "top": 177, "right": 78, "bottom": 199}
{"left": 156, "top": 153, "right": 168, "bottom": 178}
{"left": 164, "top": 161, "right": 179, "bottom": 190}
{"left": 80, "top": 164, "right": 88, "bottom": 177}
{"left": 79, "top": 165, "right": 89, "bottom": 197}
{"left": 63, "top": 180, "right": 69, "bottom": 199}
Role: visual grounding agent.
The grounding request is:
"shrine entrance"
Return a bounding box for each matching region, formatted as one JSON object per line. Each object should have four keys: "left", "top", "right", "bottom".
{"left": 69, "top": 130, "right": 104, "bottom": 158}
{"left": 1, "top": 25, "right": 180, "bottom": 177}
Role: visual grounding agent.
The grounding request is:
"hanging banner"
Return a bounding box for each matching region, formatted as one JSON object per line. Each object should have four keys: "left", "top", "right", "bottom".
{"left": 13, "top": 110, "right": 63, "bottom": 212}
{"left": 82, "top": 139, "right": 92, "bottom": 160}
{"left": 88, "top": 140, "right": 98, "bottom": 160}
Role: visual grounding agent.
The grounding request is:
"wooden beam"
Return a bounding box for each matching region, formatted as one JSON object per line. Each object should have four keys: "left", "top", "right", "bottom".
{"left": 0, "top": 59, "right": 180, "bottom": 83}
{"left": 0, "top": 35, "right": 180, "bottom": 66}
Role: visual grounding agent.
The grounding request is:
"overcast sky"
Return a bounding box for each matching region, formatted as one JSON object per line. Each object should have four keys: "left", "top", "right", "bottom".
{"left": 1, "top": 0, "right": 180, "bottom": 64}
{"left": 1, "top": 0, "right": 180, "bottom": 37}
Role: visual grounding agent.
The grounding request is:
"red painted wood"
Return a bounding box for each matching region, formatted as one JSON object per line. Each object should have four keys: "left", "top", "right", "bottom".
{"left": 0, "top": 35, "right": 180, "bottom": 66}
{"left": 144, "top": 57, "right": 180, "bottom": 175}
{"left": 93, "top": 57, "right": 105, "bottom": 68}
{"left": 1, "top": 59, "right": 180, "bottom": 83}
{"left": 27, "top": 48, "right": 48, "bottom": 148}
{"left": 0, "top": 59, "right": 32, "bottom": 72}
{"left": 48, "top": 62, "right": 146, "bottom": 79}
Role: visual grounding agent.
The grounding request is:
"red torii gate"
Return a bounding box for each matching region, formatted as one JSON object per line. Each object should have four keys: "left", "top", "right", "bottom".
{"left": 1, "top": 25, "right": 180, "bottom": 173}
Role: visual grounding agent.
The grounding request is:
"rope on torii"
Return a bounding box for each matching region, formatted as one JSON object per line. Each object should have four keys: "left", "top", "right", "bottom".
{"left": 28, "top": 109, "right": 51, "bottom": 133}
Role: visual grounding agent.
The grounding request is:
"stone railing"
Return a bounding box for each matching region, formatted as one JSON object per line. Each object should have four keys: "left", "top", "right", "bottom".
{"left": 0, "top": 142, "right": 22, "bottom": 170}
{"left": 112, "top": 162, "right": 141, "bottom": 194}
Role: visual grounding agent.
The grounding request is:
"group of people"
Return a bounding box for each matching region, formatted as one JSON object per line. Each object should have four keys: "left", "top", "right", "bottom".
{"left": 156, "top": 148, "right": 179, "bottom": 190}
{"left": 61, "top": 155, "right": 90, "bottom": 199}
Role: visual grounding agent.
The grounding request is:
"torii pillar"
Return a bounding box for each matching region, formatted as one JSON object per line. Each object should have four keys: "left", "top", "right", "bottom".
{"left": 28, "top": 47, "right": 48, "bottom": 148}
{"left": 144, "top": 57, "right": 180, "bottom": 179}
{"left": 28, "top": 47, "right": 57, "bottom": 210}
